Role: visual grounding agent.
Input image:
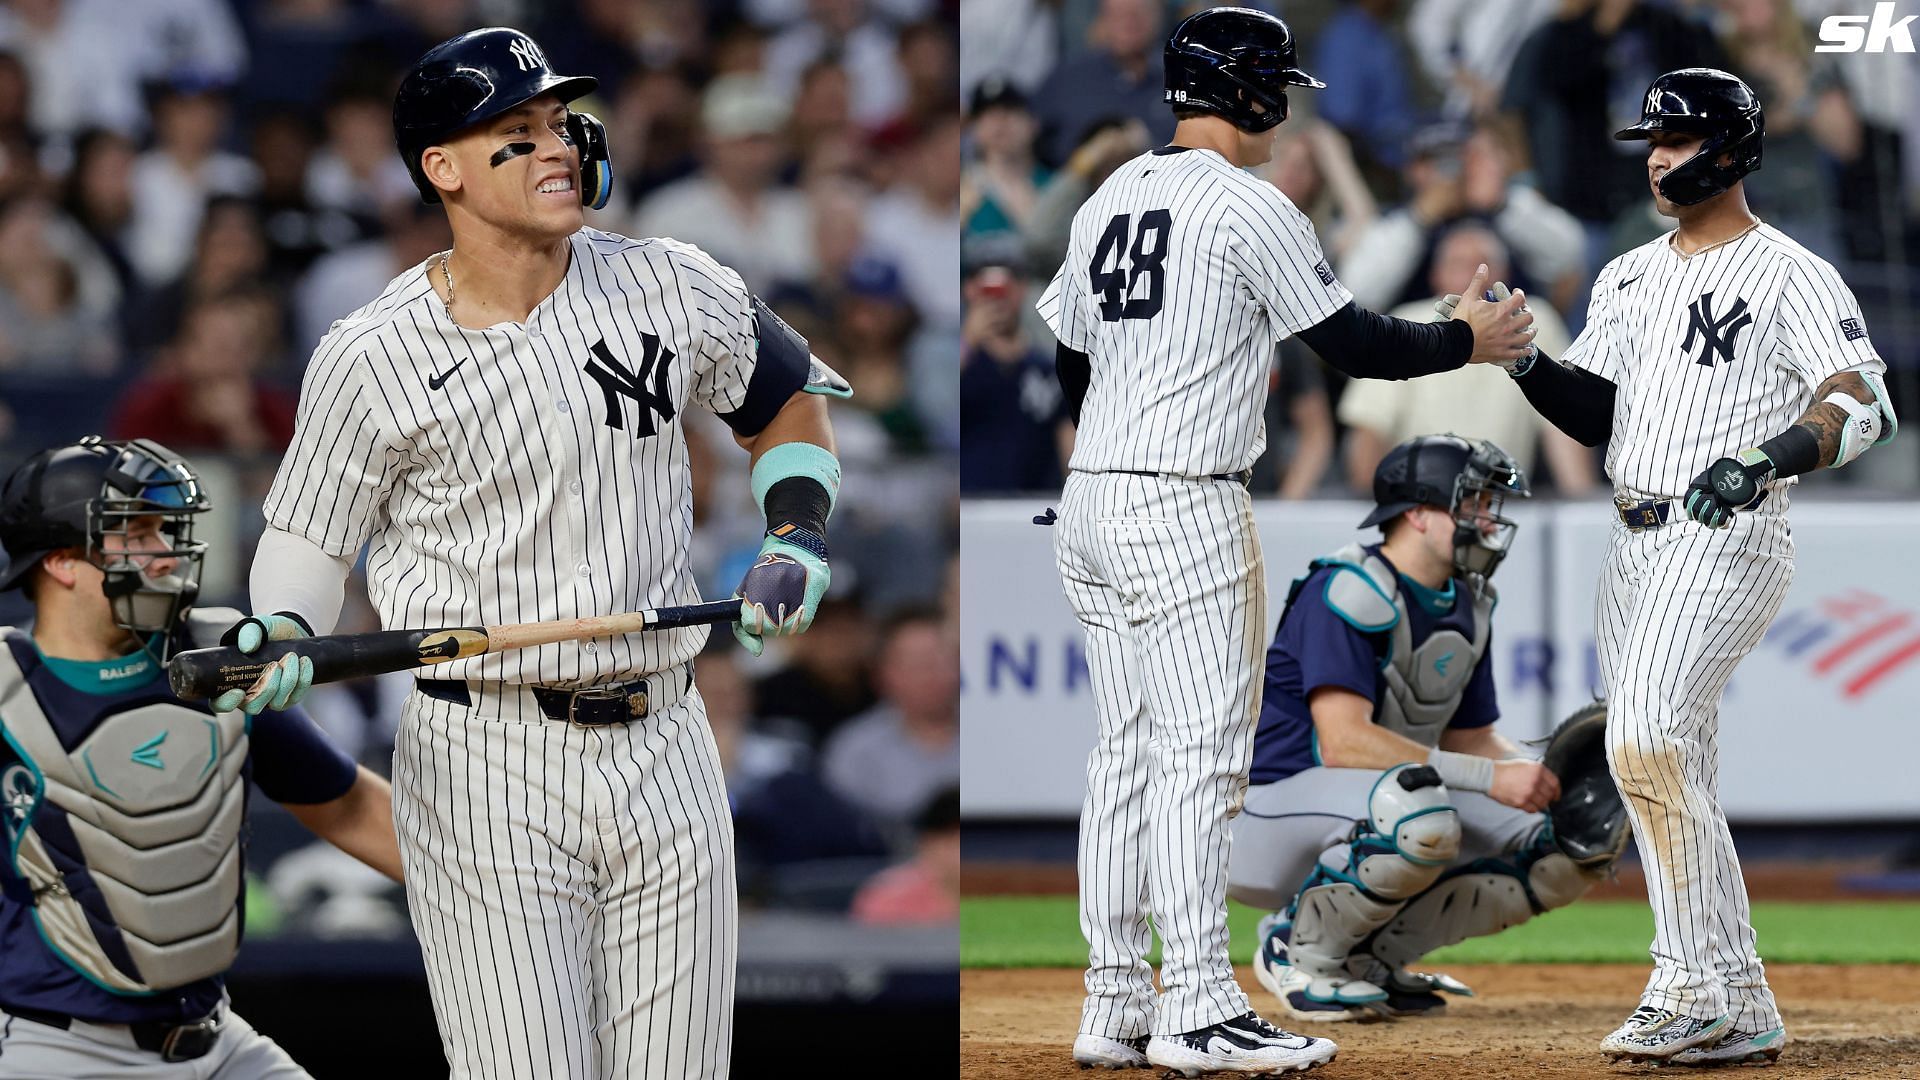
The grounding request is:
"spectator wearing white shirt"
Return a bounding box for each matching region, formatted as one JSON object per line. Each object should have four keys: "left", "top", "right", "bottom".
{"left": 1339, "top": 120, "right": 1588, "bottom": 315}
{"left": 864, "top": 114, "right": 961, "bottom": 330}
{"left": 125, "top": 78, "right": 259, "bottom": 287}
{"left": 632, "top": 75, "right": 817, "bottom": 296}
{"left": 764, "top": 0, "right": 908, "bottom": 128}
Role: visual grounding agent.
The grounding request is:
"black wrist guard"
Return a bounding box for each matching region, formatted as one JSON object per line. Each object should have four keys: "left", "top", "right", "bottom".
{"left": 764, "top": 476, "right": 831, "bottom": 559}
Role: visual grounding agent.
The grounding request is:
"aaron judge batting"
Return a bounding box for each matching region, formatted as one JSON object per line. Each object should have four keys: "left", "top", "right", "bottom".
{"left": 207, "top": 27, "right": 850, "bottom": 1079}
{"left": 1037, "top": 6, "right": 1536, "bottom": 1074}
{"left": 1496, "top": 67, "right": 1897, "bottom": 1067}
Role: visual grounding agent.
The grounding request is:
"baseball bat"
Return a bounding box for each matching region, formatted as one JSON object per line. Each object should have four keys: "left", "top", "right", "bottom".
{"left": 166, "top": 599, "right": 741, "bottom": 701}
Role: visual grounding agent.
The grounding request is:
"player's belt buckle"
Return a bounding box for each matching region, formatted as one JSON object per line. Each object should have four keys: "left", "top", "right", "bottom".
{"left": 1614, "top": 497, "right": 1671, "bottom": 532}
{"left": 158, "top": 1014, "right": 221, "bottom": 1062}
{"left": 567, "top": 686, "right": 637, "bottom": 726}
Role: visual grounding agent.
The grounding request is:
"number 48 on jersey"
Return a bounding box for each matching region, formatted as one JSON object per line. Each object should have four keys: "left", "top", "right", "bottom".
{"left": 1089, "top": 210, "right": 1173, "bottom": 321}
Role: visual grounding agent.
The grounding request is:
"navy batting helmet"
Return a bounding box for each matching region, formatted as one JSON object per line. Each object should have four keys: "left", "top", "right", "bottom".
{"left": 0, "top": 437, "right": 209, "bottom": 636}
{"left": 1359, "top": 435, "right": 1529, "bottom": 580}
{"left": 1614, "top": 68, "right": 1763, "bottom": 207}
{"left": 1164, "top": 6, "right": 1324, "bottom": 133}
{"left": 393, "top": 27, "right": 612, "bottom": 209}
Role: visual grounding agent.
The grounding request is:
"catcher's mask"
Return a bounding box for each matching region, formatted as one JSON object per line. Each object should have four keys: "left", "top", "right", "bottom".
{"left": 0, "top": 437, "right": 210, "bottom": 652}
{"left": 1360, "top": 434, "right": 1530, "bottom": 581}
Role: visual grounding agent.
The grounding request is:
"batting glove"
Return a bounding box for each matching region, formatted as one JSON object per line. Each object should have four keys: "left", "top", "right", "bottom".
{"left": 1683, "top": 448, "right": 1775, "bottom": 530}
{"left": 732, "top": 535, "right": 829, "bottom": 657}
{"left": 212, "top": 613, "right": 315, "bottom": 715}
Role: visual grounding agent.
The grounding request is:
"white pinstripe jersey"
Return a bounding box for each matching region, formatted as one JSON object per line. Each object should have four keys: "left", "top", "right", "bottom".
{"left": 1563, "top": 223, "right": 1886, "bottom": 500}
{"left": 1036, "top": 147, "right": 1352, "bottom": 476}
{"left": 263, "top": 227, "right": 763, "bottom": 685}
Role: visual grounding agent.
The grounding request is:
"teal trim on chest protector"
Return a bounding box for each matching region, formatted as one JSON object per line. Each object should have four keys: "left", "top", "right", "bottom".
{"left": 1317, "top": 559, "right": 1399, "bottom": 633}
{"left": 749, "top": 441, "right": 842, "bottom": 514}
{"left": 1398, "top": 574, "right": 1457, "bottom": 618}
{"left": 36, "top": 638, "right": 165, "bottom": 695}
{"left": 1, "top": 722, "right": 46, "bottom": 876}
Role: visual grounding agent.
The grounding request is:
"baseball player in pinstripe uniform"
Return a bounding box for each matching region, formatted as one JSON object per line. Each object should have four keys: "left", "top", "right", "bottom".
{"left": 0, "top": 438, "right": 402, "bottom": 1079}
{"left": 1037, "top": 7, "right": 1535, "bottom": 1074}
{"left": 1499, "top": 68, "right": 1897, "bottom": 1066}
{"left": 213, "top": 28, "right": 849, "bottom": 1079}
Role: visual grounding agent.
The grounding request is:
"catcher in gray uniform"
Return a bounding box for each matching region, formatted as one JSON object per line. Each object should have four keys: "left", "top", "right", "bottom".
{"left": 1225, "top": 435, "right": 1631, "bottom": 1022}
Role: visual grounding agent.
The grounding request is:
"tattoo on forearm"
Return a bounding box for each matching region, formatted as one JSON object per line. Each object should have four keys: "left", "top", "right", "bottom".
{"left": 1793, "top": 372, "right": 1873, "bottom": 468}
{"left": 1795, "top": 404, "right": 1847, "bottom": 467}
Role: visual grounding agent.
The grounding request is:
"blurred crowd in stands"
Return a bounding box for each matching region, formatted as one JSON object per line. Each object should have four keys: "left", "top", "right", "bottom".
{"left": 0, "top": 0, "right": 960, "bottom": 926}
{"left": 961, "top": 0, "right": 1920, "bottom": 497}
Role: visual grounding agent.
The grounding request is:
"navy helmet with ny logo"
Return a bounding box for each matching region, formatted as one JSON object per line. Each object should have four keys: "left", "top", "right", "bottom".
{"left": 1614, "top": 68, "right": 1764, "bottom": 206}
{"left": 392, "top": 27, "right": 598, "bottom": 205}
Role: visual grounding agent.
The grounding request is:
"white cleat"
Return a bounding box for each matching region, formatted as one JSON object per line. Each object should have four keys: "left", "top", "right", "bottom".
{"left": 1072, "top": 1033, "right": 1151, "bottom": 1069}
{"left": 1670, "top": 1024, "right": 1786, "bottom": 1066}
{"left": 1600, "top": 1005, "right": 1730, "bottom": 1062}
{"left": 1146, "top": 1011, "right": 1337, "bottom": 1074}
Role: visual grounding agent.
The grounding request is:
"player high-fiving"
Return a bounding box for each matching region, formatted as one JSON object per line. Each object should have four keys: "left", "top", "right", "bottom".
{"left": 1504, "top": 67, "right": 1896, "bottom": 1068}
{"left": 1036, "top": 7, "right": 1534, "bottom": 1075}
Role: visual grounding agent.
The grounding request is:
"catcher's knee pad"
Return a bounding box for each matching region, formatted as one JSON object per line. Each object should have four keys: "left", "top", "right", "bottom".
{"left": 1366, "top": 830, "right": 1602, "bottom": 970}
{"left": 1285, "top": 765, "right": 1459, "bottom": 982}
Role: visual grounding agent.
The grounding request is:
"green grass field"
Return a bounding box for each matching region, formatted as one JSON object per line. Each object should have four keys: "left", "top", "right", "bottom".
{"left": 961, "top": 897, "right": 1920, "bottom": 968}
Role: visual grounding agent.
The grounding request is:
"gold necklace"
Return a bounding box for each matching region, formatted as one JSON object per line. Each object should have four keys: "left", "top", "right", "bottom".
{"left": 1672, "top": 219, "right": 1761, "bottom": 260}
{"left": 440, "top": 251, "right": 455, "bottom": 315}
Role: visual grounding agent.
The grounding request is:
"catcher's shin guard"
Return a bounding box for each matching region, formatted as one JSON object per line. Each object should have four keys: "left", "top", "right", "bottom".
{"left": 1284, "top": 765, "right": 1459, "bottom": 1002}
{"left": 1366, "top": 827, "right": 1613, "bottom": 971}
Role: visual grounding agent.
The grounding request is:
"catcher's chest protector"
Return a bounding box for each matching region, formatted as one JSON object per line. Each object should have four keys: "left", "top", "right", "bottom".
{"left": 0, "top": 628, "right": 249, "bottom": 993}
{"left": 1313, "top": 544, "right": 1495, "bottom": 744}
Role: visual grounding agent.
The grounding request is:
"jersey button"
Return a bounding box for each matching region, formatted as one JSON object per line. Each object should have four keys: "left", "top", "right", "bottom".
{"left": 567, "top": 480, "right": 582, "bottom": 495}
{"left": 557, "top": 400, "right": 571, "bottom": 413}
{"left": 584, "top": 641, "right": 597, "bottom": 652}
{"left": 577, "top": 563, "right": 591, "bottom": 576}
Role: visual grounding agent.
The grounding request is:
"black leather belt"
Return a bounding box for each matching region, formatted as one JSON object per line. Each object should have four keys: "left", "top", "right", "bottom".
{"left": 416, "top": 665, "right": 692, "bottom": 726}
{"left": 4, "top": 1003, "right": 221, "bottom": 1062}
{"left": 1106, "top": 468, "right": 1253, "bottom": 486}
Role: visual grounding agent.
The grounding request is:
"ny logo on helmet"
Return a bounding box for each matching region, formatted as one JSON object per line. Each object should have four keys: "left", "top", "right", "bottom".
{"left": 508, "top": 36, "right": 545, "bottom": 72}
{"left": 1682, "top": 291, "right": 1753, "bottom": 367}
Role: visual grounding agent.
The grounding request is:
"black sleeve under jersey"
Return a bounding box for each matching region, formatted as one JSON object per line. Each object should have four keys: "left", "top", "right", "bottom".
{"left": 1293, "top": 301, "right": 1473, "bottom": 381}
{"left": 1511, "top": 350, "right": 1617, "bottom": 448}
{"left": 1056, "top": 343, "right": 1090, "bottom": 426}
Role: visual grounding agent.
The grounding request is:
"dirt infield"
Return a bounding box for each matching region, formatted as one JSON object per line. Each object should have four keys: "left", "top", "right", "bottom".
{"left": 962, "top": 860, "right": 1904, "bottom": 901}
{"left": 962, "top": 965, "right": 1920, "bottom": 1079}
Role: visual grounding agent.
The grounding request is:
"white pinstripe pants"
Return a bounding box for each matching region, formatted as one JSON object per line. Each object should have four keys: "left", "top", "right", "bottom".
{"left": 394, "top": 686, "right": 736, "bottom": 1079}
{"left": 1055, "top": 471, "right": 1267, "bottom": 1038}
{"left": 1595, "top": 511, "right": 1792, "bottom": 1031}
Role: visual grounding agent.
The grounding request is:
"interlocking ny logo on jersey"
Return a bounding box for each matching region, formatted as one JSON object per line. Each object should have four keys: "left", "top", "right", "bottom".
{"left": 1681, "top": 291, "right": 1753, "bottom": 366}
{"left": 508, "top": 36, "right": 545, "bottom": 71}
{"left": 583, "top": 336, "right": 675, "bottom": 437}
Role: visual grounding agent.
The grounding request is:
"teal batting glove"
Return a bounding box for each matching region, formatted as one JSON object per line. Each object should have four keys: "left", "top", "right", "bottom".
{"left": 732, "top": 532, "right": 830, "bottom": 657}
{"left": 211, "top": 613, "right": 316, "bottom": 715}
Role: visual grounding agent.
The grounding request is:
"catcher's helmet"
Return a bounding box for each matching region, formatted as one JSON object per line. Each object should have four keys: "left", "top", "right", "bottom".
{"left": 393, "top": 27, "right": 611, "bottom": 209}
{"left": 1358, "top": 434, "right": 1530, "bottom": 580}
{"left": 0, "top": 437, "right": 209, "bottom": 639}
{"left": 1164, "top": 6, "right": 1324, "bottom": 133}
{"left": 1614, "top": 67, "right": 1763, "bottom": 207}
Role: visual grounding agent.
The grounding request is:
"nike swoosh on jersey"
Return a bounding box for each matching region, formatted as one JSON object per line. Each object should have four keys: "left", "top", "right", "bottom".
{"left": 1618, "top": 275, "right": 1643, "bottom": 290}
{"left": 428, "top": 359, "right": 468, "bottom": 389}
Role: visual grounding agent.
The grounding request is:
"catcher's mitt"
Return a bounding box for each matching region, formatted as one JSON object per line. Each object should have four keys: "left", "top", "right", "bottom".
{"left": 1540, "top": 700, "right": 1630, "bottom": 867}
